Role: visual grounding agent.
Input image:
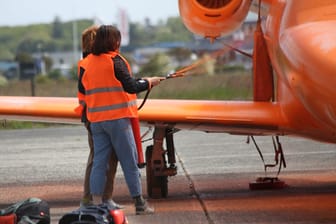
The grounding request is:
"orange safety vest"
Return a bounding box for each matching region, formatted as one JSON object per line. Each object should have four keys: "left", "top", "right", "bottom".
{"left": 82, "top": 51, "right": 138, "bottom": 122}
{"left": 74, "top": 58, "right": 88, "bottom": 116}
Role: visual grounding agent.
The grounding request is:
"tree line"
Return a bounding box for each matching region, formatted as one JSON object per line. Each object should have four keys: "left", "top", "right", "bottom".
{"left": 0, "top": 16, "right": 193, "bottom": 61}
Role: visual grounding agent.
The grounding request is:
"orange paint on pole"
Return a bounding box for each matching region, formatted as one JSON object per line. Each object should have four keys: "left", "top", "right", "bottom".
{"left": 131, "top": 117, "right": 145, "bottom": 167}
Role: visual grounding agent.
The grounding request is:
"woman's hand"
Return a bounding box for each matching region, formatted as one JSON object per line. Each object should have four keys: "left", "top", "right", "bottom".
{"left": 144, "top": 77, "right": 165, "bottom": 88}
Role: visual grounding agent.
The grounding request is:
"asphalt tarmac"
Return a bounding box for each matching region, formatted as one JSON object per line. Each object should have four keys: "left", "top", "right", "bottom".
{"left": 1, "top": 126, "right": 336, "bottom": 224}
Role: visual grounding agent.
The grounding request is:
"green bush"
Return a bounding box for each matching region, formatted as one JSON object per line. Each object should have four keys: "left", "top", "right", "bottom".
{"left": 0, "top": 74, "right": 8, "bottom": 87}
{"left": 48, "top": 69, "right": 62, "bottom": 79}
{"left": 35, "top": 74, "right": 51, "bottom": 84}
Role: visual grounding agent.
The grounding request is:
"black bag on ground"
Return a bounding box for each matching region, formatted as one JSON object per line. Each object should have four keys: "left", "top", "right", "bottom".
{"left": 58, "top": 204, "right": 127, "bottom": 224}
{"left": 0, "top": 197, "right": 50, "bottom": 224}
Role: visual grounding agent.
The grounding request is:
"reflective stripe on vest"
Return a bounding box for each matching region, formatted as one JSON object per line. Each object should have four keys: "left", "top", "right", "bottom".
{"left": 88, "top": 99, "right": 137, "bottom": 113}
{"left": 86, "top": 86, "right": 124, "bottom": 95}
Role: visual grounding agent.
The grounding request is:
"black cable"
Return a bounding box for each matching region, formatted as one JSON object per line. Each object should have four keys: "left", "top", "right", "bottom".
{"left": 137, "top": 88, "right": 151, "bottom": 111}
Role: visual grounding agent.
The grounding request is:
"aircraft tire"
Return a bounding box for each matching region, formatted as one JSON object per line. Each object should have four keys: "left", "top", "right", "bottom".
{"left": 145, "top": 145, "right": 168, "bottom": 199}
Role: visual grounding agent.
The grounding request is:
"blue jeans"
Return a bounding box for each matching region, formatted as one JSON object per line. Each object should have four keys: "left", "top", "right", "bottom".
{"left": 89, "top": 118, "right": 141, "bottom": 198}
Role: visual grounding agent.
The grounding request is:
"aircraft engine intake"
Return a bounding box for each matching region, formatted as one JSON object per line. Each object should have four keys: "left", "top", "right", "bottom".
{"left": 178, "top": 0, "right": 252, "bottom": 41}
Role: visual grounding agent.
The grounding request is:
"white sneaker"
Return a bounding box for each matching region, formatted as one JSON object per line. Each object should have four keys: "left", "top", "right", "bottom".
{"left": 103, "top": 199, "right": 124, "bottom": 209}
{"left": 134, "top": 196, "right": 154, "bottom": 215}
{"left": 135, "top": 200, "right": 154, "bottom": 215}
{"left": 79, "top": 199, "right": 94, "bottom": 208}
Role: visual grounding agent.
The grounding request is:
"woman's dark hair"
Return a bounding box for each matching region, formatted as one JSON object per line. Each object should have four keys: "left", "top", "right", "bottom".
{"left": 92, "top": 25, "right": 121, "bottom": 55}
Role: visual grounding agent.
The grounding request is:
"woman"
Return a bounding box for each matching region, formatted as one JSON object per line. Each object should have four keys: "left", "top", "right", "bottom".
{"left": 78, "top": 25, "right": 162, "bottom": 215}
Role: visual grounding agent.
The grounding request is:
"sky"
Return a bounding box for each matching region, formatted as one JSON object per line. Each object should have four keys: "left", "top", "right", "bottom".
{"left": 0, "top": 0, "right": 180, "bottom": 26}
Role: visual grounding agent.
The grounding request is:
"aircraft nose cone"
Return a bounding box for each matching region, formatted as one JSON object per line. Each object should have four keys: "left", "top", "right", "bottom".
{"left": 280, "top": 21, "right": 336, "bottom": 128}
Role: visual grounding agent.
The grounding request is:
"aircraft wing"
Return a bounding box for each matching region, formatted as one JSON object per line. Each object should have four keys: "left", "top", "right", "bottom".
{"left": 0, "top": 96, "right": 79, "bottom": 124}
{"left": 139, "top": 99, "right": 287, "bottom": 136}
{"left": 0, "top": 96, "right": 288, "bottom": 137}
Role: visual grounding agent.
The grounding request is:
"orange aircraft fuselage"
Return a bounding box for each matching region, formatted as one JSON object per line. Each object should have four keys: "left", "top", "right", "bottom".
{"left": 265, "top": 0, "right": 336, "bottom": 142}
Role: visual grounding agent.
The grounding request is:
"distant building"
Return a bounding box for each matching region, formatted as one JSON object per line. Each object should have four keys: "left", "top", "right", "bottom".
{"left": 0, "top": 60, "right": 19, "bottom": 79}
{"left": 33, "top": 51, "right": 80, "bottom": 77}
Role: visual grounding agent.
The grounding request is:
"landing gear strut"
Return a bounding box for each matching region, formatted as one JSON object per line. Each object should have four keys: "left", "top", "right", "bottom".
{"left": 248, "top": 136, "right": 287, "bottom": 190}
{"left": 145, "top": 125, "right": 177, "bottom": 198}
